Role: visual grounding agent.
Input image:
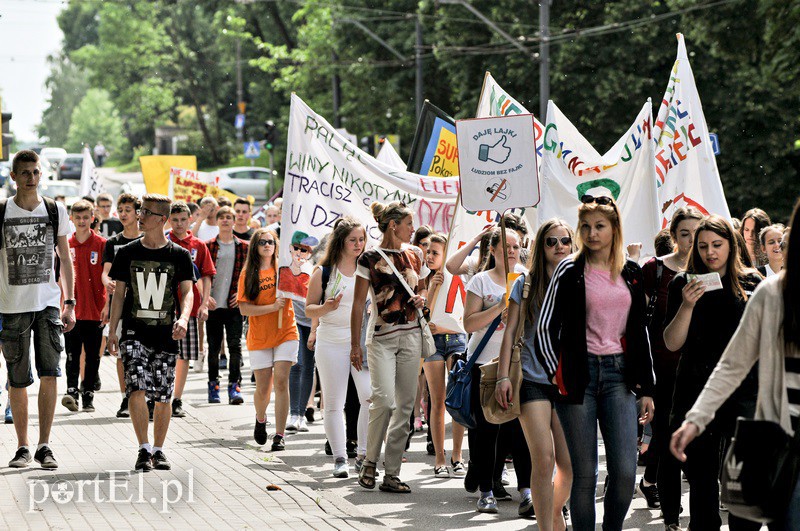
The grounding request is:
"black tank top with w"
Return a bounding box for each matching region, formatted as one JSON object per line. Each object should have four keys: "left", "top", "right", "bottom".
{"left": 109, "top": 240, "right": 194, "bottom": 351}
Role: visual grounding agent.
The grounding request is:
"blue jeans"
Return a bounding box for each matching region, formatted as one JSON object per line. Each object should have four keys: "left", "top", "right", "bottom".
{"left": 289, "top": 324, "right": 315, "bottom": 417}
{"left": 555, "top": 354, "right": 638, "bottom": 531}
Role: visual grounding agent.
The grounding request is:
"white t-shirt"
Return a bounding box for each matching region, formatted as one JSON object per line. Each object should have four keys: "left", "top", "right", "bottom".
{"left": 0, "top": 198, "right": 70, "bottom": 313}
{"left": 317, "top": 267, "right": 356, "bottom": 344}
{"left": 196, "top": 221, "right": 219, "bottom": 241}
{"left": 462, "top": 255, "right": 527, "bottom": 283}
{"left": 465, "top": 271, "right": 509, "bottom": 365}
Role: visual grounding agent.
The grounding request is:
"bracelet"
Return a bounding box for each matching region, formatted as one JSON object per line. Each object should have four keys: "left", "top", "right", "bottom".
{"left": 496, "top": 377, "right": 510, "bottom": 384}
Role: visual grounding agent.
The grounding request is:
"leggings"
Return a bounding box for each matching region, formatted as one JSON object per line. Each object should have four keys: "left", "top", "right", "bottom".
{"left": 64, "top": 320, "right": 102, "bottom": 392}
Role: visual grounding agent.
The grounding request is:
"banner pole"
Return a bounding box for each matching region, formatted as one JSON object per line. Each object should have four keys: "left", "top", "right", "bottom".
{"left": 500, "top": 210, "right": 510, "bottom": 279}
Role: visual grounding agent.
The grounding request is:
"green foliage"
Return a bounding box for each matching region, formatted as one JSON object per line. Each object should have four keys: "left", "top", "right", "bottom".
{"left": 37, "top": 58, "right": 89, "bottom": 146}
{"left": 65, "top": 89, "right": 129, "bottom": 156}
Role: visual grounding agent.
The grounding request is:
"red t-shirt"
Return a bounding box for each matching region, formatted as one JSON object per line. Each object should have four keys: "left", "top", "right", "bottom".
{"left": 69, "top": 231, "right": 107, "bottom": 321}
{"left": 168, "top": 231, "right": 216, "bottom": 317}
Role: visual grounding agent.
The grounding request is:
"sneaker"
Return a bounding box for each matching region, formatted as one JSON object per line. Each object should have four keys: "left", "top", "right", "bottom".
{"left": 116, "top": 397, "right": 130, "bottom": 418}
{"left": 220, "top": 355, "right": 228, "bottom": 370}
{"left": 8, "top": 447, "right": 32, "bottom": 468}
{"left": 333, "top": 458, "right": 349, "bottom": 478}
{"left": 82, "top": 391, "right": 95, "bottom": 412}
{"left": 135, "top": 448, "right": 153, "bottom": 471}
{"left": 325, "top": 440, "right": 333, "bottom": 455}
{"left": 346, "top": 439, "right": 358, "bottom": 459}
{"left": 148, "top": 399, "right": 155, "bottom": 421}
{"left": 228, "top": 382, "right": 244, "bottom": 405}
{"left": 193, "top": 350, "right": 206, "bottom": 373}
{"left": 152, "top": 450, "right": 171, "bottom": 470}
{"left": 464, "top": 461, "right": 479, "bottom": 493}
{"left": 434, "top": 465, "right": 450, "bottom": 478}
{"left": 61, "top": 388, "right": 79, "bottom": 412}
{"left": 637, "top": 478, "right": 661, "bottom": 509}
{"left": 171, "top": 398, "right": 186, "bottom": 418}
{"left": 493, "top": 481, "right": 512, "bottom": 501}
{"left": 34, "top": 446, "right": 58, "bottom": 469}
{"left": 305, "top": 406, "right": 315, "bottom": 423}
{"left": 500, "top": 465, "right": 510, "bottom": 485}
{"left": 4, "top": 404, "right": 13, "bottom": 424}
{"left": 254, "top": 418, "right": 268, "bottom": 445}
{"left": 271, "top": 434, "right": 285, "bottom": 451}
{"left": 518, "top": 493, "right": 535, "bottom": 517}
{"left": 451, "top": 459, "right": 466, "bottom": 477}
{"left": 426, "top": 440, "right": 436, "bottom": 456}
{"left": 208, "top": 381, "right": 221, "bottom": 404}
{"left": 286, "top": 416, "right": 300, "bottom": 432}
{"left": 477, "top": 495, "right": 498, "bottom": 513}
{"left": 297, "top": 418, "right": 309, "bottom": 432}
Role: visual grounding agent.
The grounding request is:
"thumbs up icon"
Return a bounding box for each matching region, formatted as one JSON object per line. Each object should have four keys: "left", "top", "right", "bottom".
{"left": 478, "top": 135, "right": 511, "bottom": 164}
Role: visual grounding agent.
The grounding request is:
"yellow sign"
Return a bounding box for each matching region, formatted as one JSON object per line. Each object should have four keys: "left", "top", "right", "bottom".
{"left": 506, "top": 272, "right": 522, "bottom": 306}
{"left": 140, "top": 156, "right": 197, "bottom": 195}
{"left": 238, "top": 102, "right": 246, "bottom": 114}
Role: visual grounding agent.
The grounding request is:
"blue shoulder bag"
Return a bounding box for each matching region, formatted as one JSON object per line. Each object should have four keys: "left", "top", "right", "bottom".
{"left": 445, "top": 314, "right": 502, "bottom": 429}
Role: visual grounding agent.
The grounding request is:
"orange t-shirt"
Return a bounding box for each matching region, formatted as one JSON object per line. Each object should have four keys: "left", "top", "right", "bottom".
{"left": 237, "top": 268, "right": 298, "bottom": 350}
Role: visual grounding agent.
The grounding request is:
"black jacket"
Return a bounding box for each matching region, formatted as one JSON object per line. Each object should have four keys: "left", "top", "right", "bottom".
{"left": 535, "top": 254, "right": 655, "bottom": 404}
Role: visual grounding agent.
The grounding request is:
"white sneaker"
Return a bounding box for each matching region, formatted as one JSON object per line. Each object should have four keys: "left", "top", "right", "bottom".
{"left": 297, "top": 418, "right": 309, "bottom": 432}
{"left": 285, "top": 415, "right": 300, "bottom": 432}
{"left": 501, "top": 464, "right": 510, "bottom": 485}
{"left": 193, "top": 351, "right": 206, "bottom": 373}
{"left": 333, "top": 458, "right": 349, "bottom": 478}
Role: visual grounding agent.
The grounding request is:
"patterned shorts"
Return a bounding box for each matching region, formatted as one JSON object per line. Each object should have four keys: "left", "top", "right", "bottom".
{"left": 121, "top": 340, "right": 178, "bottom": 403}
{"left": 178, "top": 317, "right": 199, "bottom": 361}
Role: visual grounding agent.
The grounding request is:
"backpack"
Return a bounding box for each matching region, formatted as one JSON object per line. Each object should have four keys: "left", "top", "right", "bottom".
{"left": 0, "top": 197, "right": 62, "bottom": 281}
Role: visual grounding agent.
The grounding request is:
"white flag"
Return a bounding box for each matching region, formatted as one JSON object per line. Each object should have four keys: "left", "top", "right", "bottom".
{"left": 79, "top": 146, "right": 105, "bottom": 198}
{"left": 375, "top": 140, "right": 406, "bottom": 169}
{"left": 539, "top": 100, "right": 660, "bottom": 257}
{"left": 654, "top": 34, "right": 730, "bottom": 227}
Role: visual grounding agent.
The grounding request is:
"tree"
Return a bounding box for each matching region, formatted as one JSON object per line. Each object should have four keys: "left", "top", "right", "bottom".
{"left": 65, "top": 89, "right": 129, "bottom": 157}
{"left": 37, "top": 57, "right": 90, "bottom": 146}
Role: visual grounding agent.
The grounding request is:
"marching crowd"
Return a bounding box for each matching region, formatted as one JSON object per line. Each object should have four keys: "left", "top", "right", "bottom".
{"left": 0, "top": 149, "right": 799, "bottom": 530}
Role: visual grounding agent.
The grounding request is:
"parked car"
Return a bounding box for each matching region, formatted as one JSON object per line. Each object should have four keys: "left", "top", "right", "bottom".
{"left": 214, "top": 166, "right": 272, "bottom": 202}
{"left": 40, "top": 180, "right": 81, "bottom": 206}
{"left": 40, "top": 147, "right": 68, "bottom": 170}
{"left": 58, "top": 153, "right": 84, "bottom": 180}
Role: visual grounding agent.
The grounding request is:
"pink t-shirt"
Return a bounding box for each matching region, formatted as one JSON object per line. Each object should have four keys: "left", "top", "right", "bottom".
{"left": 585, "top": 265, "right": 631, "bottom": 355}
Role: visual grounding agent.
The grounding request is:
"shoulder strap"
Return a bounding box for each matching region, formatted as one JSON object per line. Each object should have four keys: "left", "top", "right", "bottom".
{"left": 464, "top": 314, "right": 503, "bottom": 371}
{"left": 0, "top": 198, "right": 6, "bottom": 249}
{"left": 511, "top": 274, "right": 534, "bottom": 360}
{"left": 320, "top": 265, "right": 332, "bottom": 303}
{"left": 43, "top": 197, "right": 59, "bottom": 243}
{"left": 374, "top": 247, "right": 416, "bottom": 298}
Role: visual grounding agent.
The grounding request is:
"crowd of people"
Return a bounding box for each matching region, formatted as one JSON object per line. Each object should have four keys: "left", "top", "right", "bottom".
{"left": 1, "top": 148, "right": 799, "bottom": 530}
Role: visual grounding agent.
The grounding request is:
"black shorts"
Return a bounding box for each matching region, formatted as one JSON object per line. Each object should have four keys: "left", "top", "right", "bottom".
{"left": 520, "top": 380, "right": 557, "bottom": 405}
{"left": 0, "top": 307, "right": 63, "bottom": 388}
{"left": 121, "top": 339, "right": 178, "bottom": 402}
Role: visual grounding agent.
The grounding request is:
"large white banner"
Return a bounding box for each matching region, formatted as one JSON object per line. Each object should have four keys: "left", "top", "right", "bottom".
{"left": 376, "top": 140, "right": 406, "bottom": 169}
{"left": 278, "top": 94, "right": 459, "bottom": 301}
{"left": 539, "top": 100, "right": 660, "bottom": 257}
{"left": 654, "top": 33, "right": 731, "bottom": 227}
{"left": 456, "top": 114, "right": 540, "bottom": 212}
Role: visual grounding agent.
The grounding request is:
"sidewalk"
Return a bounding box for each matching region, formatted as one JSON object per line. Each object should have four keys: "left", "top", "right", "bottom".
{"left": 0, "top": 352, "right": 384, "bottom": 530}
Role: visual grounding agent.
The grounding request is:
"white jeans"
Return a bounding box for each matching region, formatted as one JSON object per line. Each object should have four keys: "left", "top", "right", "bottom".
{"left": 315, "top": 339, "right": 371, "bottom": 460}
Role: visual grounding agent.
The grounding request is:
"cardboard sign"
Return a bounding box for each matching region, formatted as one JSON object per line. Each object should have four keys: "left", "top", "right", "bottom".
{"left": 456, "top": 114, "right": 540, "bottom": 212}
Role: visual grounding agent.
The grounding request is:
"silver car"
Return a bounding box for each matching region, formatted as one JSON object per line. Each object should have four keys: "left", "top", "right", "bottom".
{"left": 214, "top": 166, "right": 274, "bottom": 202}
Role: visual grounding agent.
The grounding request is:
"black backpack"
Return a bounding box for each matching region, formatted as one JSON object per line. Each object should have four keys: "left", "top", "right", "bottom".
{"left": 0, "top": 197, "right": 62, "bottom": 281}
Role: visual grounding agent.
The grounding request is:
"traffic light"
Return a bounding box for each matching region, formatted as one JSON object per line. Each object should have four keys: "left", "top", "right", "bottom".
{"left": 264, "top": 120, "right": 278, "bottom": 151}
{"left": 1, "top": 98, "right": 11, "bottom": 162}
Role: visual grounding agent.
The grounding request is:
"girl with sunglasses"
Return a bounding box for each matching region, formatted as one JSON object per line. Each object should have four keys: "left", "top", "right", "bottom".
{"left": 536, "top": 195, "right": 655, "bottom": 530}
{"left": 663, "top": 215, "right": 762, "bottom": 531}
{"left": 237, "top": 228, "right": 298, "bottom": 451}
{"left": 463, "top": 228, "right": 532, "bottom": 515}
{"left": 639, "top": 207, "right": 703, "bottom": 525}
{"left": 495, "top": 219, "right": 575, "bottom": 530}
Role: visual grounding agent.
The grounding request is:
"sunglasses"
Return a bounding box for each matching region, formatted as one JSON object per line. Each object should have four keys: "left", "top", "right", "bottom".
{"left": 545, "top": 236, "right": 572, "bottom": 248}
{"left": 258, "top": 239, "right": 276, "bottom": 247}
{"left": 580, "top": 194, "right": 614, "bottom": 206}
{"left": 137, "top": 207, "right": 166, "bottom": 218}
{"left": 292, "top": 245, "right": 310, "bottom": 253}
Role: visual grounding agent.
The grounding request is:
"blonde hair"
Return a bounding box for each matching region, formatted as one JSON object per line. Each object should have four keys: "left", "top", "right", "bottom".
{"left": 577, "top": 198, "right": 625, "bottom": 278}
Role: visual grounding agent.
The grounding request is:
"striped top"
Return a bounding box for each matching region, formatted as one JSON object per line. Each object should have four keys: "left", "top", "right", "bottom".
{"left": 785, "top": 356, "right": 800, "bottom": 433}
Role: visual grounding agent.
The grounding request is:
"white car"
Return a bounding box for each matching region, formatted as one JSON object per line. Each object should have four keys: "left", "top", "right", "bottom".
{"left": 214, "top": 166, "right": 273, "bottom": 202}
{"left": 40, "top": 147, "right": 68, "bottom": 169}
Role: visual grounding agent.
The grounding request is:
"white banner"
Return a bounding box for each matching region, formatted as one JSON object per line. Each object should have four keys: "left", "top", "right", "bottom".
{"left": 376, "top": 140, "right": 406, "bottom": 169}
{"left": 79, "top": 146, "right": 105, "bottom": 198}
{"left": 539, "top": 100, "right": 660, "bottom": 257}
{"left": 456, "top": 114, "right": 540, "bottom": 212}
{"left": 654, "top": 33, "right": 731, "bottom": 227}
{"left": 278, "top": 94, "right": 459, "bottom": 301}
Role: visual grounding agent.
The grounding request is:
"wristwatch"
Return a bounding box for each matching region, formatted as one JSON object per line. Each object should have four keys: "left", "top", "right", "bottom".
{"left": 64, "top": 299, "right": 76, "bottom": 306}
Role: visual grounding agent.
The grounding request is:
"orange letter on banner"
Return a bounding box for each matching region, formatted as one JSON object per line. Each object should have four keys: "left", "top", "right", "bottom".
{"left": 445, "top": 275, "right": 466, "bottom": 313}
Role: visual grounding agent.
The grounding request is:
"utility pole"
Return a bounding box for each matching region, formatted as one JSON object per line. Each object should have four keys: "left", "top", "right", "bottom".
{"left": 539, "top": 1, "right": 551, "bottom": 122}
{"left": 415, "top": 15, "right": 424, "bottom": 120}
{"left": 236, "top": 39, "right": 244, "bottom": 141}
{"left": 331, "top": 21, "right": 342, "bottom": 128}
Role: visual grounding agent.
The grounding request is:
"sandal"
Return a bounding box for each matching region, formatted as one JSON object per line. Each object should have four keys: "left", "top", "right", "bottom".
{"left": 358, "top": 460, "right": 377, "bottom": 490}
{"left": 379, "top": 475, "right": 411, "bottom": 493}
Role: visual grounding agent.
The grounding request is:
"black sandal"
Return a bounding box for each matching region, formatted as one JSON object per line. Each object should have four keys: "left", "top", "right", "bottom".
{"left": 379, "top": 475, "right": 411, "bottom": 493}
{"left": 358, "top": 460, "right": 377, "bottom": 489}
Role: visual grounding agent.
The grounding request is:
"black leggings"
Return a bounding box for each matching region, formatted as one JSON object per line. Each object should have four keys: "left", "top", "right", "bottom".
{"left": 64, "top": 320, "right": 102, "bottom": 392}
{"left": 467, "top": 364, "right": 531, "bottom": 492}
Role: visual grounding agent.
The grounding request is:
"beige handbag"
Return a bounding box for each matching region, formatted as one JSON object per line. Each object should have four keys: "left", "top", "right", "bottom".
{"left": 479, "top": 274, "right": 532, "bottom": 425}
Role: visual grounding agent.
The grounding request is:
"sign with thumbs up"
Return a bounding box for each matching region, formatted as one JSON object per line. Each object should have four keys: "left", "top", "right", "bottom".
{"left": 456, "top": 114, "right": 540, "bottom": 212}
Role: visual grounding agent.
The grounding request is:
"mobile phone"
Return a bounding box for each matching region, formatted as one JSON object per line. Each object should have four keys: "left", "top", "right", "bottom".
{"left": 686, "top": 272, "right": 723, "bottom": 292}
